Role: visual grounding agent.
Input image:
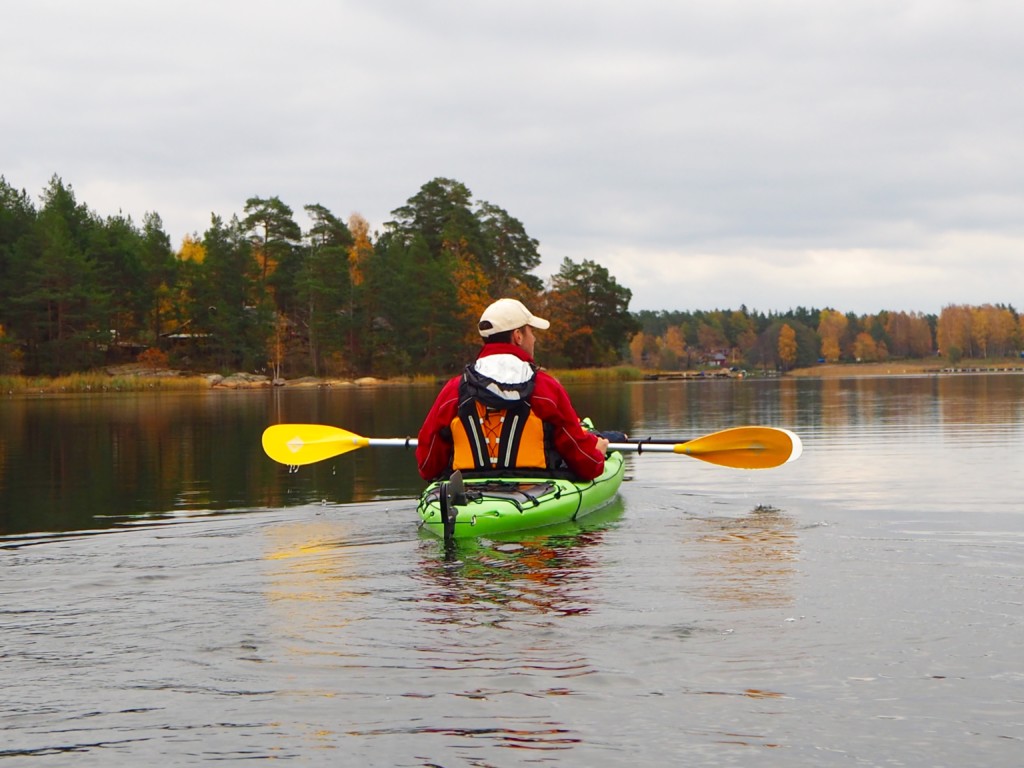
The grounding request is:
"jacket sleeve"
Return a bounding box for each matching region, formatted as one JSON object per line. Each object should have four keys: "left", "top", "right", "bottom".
{"left": 416, "top": 378, "right": 460, "bottom": 481}
{"left": 531, "top": 373, "right": 606, "bottom": 481}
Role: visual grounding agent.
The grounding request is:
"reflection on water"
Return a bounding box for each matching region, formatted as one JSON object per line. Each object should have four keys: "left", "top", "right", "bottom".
{"left": 416, "top": 500, "right": 625, "bottom": 623}
{"left": 937, "top": 373, "right": 1024, "bottom": 425}
{"left": 625, "top": 372, "right": 1024, "bottom": 436}
{"left": 688, "top": 505, "right": 799, "bottom": 608}
{"left": 409, "top": 503, "right": 625, "bottom": 753}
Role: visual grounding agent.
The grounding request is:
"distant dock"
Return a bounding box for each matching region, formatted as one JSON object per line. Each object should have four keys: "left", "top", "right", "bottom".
{"left": 643, "top": 369, "right": 744, "bottom": 381}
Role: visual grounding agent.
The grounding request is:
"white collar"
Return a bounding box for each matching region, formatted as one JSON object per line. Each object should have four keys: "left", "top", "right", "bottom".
{"left": 474, "top": 354, "right": 534, "bottom": 385}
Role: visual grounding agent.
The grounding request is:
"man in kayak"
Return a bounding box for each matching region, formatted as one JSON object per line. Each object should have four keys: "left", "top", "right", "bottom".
{"left": 416, "top": 298, "right": 610, "bottom": 482}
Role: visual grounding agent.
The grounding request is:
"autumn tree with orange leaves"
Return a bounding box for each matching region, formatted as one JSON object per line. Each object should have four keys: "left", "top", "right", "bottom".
{"left": 777, "top": 324, "right": 797, "bottom": 370}
{"left": 884, "top": 311, "right": 933, "bottom": 358}
{"left": 817, "top": 309, "right": 848, "bottom": 362}
{"left": 449, "top": 239, "right": 493, "bottom": 349}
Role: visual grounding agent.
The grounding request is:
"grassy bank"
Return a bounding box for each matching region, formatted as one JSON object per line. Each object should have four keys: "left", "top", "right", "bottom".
{"left": 1, "top": 371, "right": 213, "bottom": 394}
{"left": 545, "top": 365, "right": 644, "bottom": 383}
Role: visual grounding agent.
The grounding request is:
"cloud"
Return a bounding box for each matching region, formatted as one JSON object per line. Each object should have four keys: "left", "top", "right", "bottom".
{"left": 577, "top": 230, "right": 1024, "bottom": 314}
{"left": 3, "top": 0, "right": 1023, "bottom": 316}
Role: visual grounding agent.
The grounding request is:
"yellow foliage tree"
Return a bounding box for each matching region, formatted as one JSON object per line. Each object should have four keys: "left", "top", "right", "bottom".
{"left": 178, "top": 234, "right": 206, "bottom": 263}
{"left": 347, "top": 213, "right": 373, "bottom": 287}
{"left": 971, "top": 307, "right": 991, "bottom": 357}
{"left": 990, "top": 307, "right": 1018, "bottom": 356}
{"left": 629, "top": 332, "right": 646, "bottom": 367}
{"left": 937, "top": 304, "right": 973, "bottom": 360}
{"left": 853, "top": 332, "right": 879, "bottom": 362}
{"left": 937, "top": 303, "right": 1020, "bottom": 361}
{"left": 972, "top": 304, "right": 1017, "bottom": 357}
{"left": 778, "top": 324, "right": 797, "bottom": 370}
{"left": 817, "top": 309, "right": 848, "bottom": 362}
{"left": 663, "top": 326, "right": 686, "bottom": 366}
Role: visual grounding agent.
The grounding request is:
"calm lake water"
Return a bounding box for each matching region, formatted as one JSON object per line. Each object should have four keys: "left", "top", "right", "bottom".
{"left": 2, "top": 374, "right": 1022, "bottom": 766}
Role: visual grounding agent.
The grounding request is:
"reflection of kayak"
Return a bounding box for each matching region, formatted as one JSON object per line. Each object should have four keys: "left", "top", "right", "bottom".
{"left": 417, "top": 451, "right": 625, "bottom": 539}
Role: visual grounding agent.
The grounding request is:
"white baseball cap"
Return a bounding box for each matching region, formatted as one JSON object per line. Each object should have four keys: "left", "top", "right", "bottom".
{"left": 478, "top": 298, "right": 550, "bottom": 337}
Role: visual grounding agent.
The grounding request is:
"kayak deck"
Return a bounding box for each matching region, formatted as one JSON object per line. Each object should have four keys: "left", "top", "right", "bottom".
{"left": 417, "top": 451, "right": 625, "bottom": 539}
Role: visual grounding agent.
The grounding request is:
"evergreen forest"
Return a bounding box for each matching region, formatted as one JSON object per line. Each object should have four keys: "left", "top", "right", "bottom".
{"left": 1, "top": 174, "right": 1020, "bottom": 379}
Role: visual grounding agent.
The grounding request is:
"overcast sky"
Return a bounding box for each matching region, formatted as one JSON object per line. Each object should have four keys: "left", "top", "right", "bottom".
{"left": 4, "top": 0, "right": 1022, "bottom": 315}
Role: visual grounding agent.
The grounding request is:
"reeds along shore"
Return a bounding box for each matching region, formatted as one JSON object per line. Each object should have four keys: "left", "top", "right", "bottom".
{"left": 0, "top": 371, "right": 212, "bottom": 394}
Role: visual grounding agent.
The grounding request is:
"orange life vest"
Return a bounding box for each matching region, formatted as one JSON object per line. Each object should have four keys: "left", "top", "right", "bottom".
{"left": 449, "top": 364, "right": 552, "bottom": 474}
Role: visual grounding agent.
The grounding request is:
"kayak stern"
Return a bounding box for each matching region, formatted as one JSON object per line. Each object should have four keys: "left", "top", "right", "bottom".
{"left": 418, "top": 451, "right": 625, "bottom": 539}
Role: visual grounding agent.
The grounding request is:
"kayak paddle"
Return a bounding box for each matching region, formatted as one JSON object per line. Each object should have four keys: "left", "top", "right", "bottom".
{"left": 610, "top": 426, "right": 803, "bottom": 469}
{"left": 262, "top": 424, "right": 801, "bottom": 470}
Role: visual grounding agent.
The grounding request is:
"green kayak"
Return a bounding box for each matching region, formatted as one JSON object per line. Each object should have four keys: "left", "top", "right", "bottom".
{"left": 417, "top": 450, "right": 625, "bottom": 539}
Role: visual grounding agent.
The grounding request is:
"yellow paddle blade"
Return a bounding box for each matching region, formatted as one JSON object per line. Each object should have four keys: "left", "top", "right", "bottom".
{"left": 261, "top": 424, "right": 370, "bottom": 466}
{"left": 673, "top": 426, "right": 802, "bottom": 469}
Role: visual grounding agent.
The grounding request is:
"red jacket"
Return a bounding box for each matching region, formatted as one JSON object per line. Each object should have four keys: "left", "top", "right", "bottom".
{"left": 416, "top": 343, "right": 606, "bottom": 481}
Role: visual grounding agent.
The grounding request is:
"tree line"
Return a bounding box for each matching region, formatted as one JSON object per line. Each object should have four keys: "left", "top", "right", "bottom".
{"left": 2, "top": 174, "right": 1020, "bottom": 379}
{"left": 633, "top": 303, "right": 1024, "bottom": 371}
{"left": 0, "top": 175, "right": 635, "bottom": 377}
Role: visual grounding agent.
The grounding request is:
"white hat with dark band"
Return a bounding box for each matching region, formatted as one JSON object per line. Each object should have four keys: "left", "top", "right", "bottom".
{"left": 477, "top": 298, "right": 550, "bottom": 337}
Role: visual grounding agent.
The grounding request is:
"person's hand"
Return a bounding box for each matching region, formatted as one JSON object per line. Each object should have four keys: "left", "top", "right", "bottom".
{"left": 595, "top": 436, "right": 610, "bottom": 455}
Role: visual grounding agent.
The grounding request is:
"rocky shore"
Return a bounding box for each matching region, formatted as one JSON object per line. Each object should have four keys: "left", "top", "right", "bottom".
{"left": 124, "top": 368, "right": 394, "bottom": 390}
{"left": 203, "top": 372, "right": 390, "bottom": 389}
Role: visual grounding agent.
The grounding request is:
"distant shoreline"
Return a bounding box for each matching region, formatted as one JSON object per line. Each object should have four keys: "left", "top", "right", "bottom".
{"left": 786, "top": 359, "right": 1024, "bottom": 378}
{"left": 4, "top": 358, "right": 1024, "bottom": 396}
